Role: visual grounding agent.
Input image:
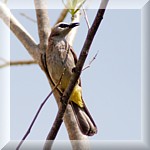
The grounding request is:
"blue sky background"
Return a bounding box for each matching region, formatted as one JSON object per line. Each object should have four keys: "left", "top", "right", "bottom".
{"left": 0, "top": 4, "right": 141, "bottom": 141}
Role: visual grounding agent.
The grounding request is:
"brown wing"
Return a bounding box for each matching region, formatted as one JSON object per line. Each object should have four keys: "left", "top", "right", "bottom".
{"left": 69, "top": 45, "right": 82, "bottom": 86}
{"left": 69, "top": 45, "right": 78, "bottom": 64}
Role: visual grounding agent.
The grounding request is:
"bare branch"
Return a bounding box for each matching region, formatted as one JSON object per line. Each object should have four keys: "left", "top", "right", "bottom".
{"left": 82, "top": 51, "right": 99, "bottom": 71}
{"left": 0, "top": 60, "right": 37, "bottom": 68}
{"left": 34, "top": 0, "right": 50, "bottom": 52}
{"left": 0, "top": 2, "right": 40, "bottom": 61}
{"left": 10, "top": 60, "right": 36, "bottom": 66}
{"left": 16, "top": 71, "right": 65, "bottom": 150}
{"left": 44, "top": 0, "right": 109, "bottom": 149}
{"left": 20, "top": 13, "right": 37, "bottom": 23}
{"left": 54, "top": 9, "right": 68, "bottom": 25}
{"left": 82, "top": 7, "right": 90, "bottom": 29}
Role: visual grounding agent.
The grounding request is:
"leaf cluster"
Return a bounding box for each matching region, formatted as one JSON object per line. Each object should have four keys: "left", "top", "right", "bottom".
{"left": 63, "top": 0, "right": 86, "bottom": 16}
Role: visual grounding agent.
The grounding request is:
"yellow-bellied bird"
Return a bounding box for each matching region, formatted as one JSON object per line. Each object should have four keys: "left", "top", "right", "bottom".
{"left": 46, "top": 22, "right": 97, "bottom": 136}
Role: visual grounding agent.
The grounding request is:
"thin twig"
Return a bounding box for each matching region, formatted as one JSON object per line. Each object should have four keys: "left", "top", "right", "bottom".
{"left": 82, "top": 7, "right": 90, "bottom": 29}
{"left": 20, "top": 13, "right": 37, "bottom": 23}
{"left": 0, "top": 60, "right": 36, "bottom": 68}
{"left": 54, "top": 9, "right": 68, "bottom": 25}
{"left": 82, "top": 50, "right": 99, "bottom": 71}
{"left": 16, "top": 70, "right": 65, "bottom": 150}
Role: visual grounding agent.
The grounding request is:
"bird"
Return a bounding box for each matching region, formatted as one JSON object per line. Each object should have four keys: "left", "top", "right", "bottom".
{"left": 46, "top": 22, "right": 97, "bottom": 136}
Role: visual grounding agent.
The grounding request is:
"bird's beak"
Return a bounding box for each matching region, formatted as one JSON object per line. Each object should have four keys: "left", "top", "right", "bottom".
{"left": 69, "top": 22, "right": 80, "bottom": 28}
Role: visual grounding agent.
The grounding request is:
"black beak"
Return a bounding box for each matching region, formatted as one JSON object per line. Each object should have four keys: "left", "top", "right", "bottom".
{"left": 69, "top": 22, "right": 80, "bottom": 28}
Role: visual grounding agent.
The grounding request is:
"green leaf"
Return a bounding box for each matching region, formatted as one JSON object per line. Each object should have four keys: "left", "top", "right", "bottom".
{"left": 62, "top": 0, "right": 86, "bottom": 16}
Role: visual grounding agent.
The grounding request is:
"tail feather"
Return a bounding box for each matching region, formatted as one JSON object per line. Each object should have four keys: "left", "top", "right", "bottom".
{"left": 70, "top": 101, "right": 97, "bottom": 136}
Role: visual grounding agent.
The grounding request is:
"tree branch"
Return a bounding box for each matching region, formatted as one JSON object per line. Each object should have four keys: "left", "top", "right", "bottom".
{"left": 82, "top": 51, "right": 99, "bottom": 71}
{"left": 82, "top": 8, "right": 90, "bottom": 29}
{"left": 44, "top": 0, "right": 109, "bottom": 149}
{"left": 0, "top": 2, "right": 40, "bottom": 61}
{"left": 16, "top": 71, "right": 65, "bottom": 150}
{"left": 20, "top": 13, "right": 37, "bottom": 23}
{"left": 54, "top": 8, "right": 68, "bottom": 25}
{"left": 34, "top": 0, "right": 50, "bottom": 52}
{"left": 0, "top": 60, "right": 36, "bottom": 68}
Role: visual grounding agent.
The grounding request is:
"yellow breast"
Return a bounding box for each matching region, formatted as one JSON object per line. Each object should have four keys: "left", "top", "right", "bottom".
{"left": 70, "top": 85, "right": 84, "bottom": 108}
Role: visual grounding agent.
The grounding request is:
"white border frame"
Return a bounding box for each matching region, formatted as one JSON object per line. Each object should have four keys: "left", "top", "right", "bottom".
{"left": 0, "top": 0, "right": 150, "bottom": 149}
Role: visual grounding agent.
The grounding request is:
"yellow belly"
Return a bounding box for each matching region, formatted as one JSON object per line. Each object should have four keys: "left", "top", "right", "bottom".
{"left": 70, "top": 85, "right": 84, "bottom": 108}
{"left": 60, "top": 76, "right": 83, "bottom": 108}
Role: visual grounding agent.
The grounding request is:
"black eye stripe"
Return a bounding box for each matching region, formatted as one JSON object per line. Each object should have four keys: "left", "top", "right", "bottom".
{"left": 59, "top": 24, "right": 69, "bottom": 28}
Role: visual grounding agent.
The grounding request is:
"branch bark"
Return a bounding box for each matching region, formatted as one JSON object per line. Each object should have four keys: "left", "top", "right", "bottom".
{"left": 44, "top": 0, "right": 109, "bottom": 149}
{"left": 34, "top": 0, "right": 50, "bottom": 52}
{"left": 54, "top": 8, "right": 68, "bottom": 25}
{"left": 0, "top": 60, "right": 36, "bottom": 68}
{"left": 0, "top": 2, "right": 40, "bottom": 61}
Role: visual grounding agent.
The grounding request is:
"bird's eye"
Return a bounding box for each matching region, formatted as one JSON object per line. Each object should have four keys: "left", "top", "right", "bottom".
{"left": 59, "top": 24, "right": 69, "bottom": 28}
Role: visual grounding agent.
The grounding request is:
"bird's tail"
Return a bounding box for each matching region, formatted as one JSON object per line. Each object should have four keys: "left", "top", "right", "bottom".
{"left": 70, "top": 101, "right": 97, "bottom": 136}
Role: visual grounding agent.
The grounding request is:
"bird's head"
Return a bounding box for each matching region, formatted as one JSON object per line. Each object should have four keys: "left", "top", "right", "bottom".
{"left": 50, "top": 22, "right": 80, "bottom": 38}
